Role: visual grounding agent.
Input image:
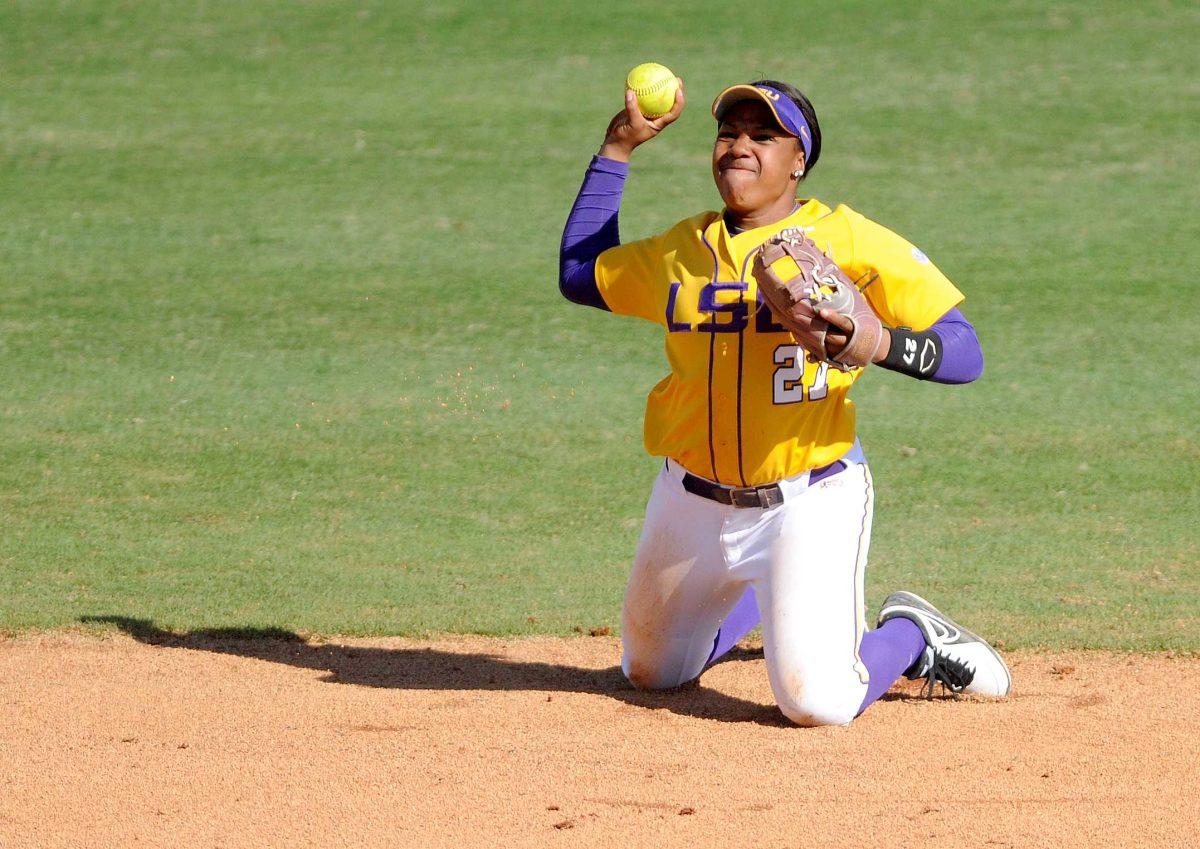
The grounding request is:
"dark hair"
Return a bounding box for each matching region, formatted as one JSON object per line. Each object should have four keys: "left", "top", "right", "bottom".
{"left": 751, "top": 79, "right": 822, "bottom": 173}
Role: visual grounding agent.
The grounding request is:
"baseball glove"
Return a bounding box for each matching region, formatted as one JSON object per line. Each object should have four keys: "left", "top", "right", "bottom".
{"left": 751, "top": 230, "right": 885, "bottom": 371}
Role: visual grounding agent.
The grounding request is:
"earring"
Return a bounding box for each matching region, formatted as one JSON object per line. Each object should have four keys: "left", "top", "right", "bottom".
{"left": 791, "top": 169, "right": 804, "bottom": 179}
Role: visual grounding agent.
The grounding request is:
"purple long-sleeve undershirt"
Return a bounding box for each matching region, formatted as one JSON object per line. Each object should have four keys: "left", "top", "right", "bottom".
{"left": 922, "top": 307, "right": 983, "bottom": 384}
{"left": 559, "top": 155, "right": 627, "bottom": 311}
{"left": 559, "top": 156, "right": 983, "bottom": 384}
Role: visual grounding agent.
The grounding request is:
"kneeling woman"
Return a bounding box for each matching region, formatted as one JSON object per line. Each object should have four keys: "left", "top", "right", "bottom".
{"left": 558, "top": 77, "right": 1009, "bottom": 726}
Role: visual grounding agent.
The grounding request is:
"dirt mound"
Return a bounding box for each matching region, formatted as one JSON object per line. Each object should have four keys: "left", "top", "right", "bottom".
{"left": 1, "top": 630, "right": 1195, "bottom": 848}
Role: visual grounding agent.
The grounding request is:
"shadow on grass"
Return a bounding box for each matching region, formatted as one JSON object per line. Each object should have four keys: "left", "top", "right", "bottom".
{"left": 79, "top": 615, "right": 789, "bottom": 727}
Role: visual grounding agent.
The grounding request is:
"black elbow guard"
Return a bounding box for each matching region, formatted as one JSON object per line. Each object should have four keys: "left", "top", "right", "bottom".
{"left": 878, "top": 327, "right": 943, "bottom": 380}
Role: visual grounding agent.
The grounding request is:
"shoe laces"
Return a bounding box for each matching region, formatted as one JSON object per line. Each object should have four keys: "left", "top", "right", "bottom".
{"left": 923, "top": 651, "right": 976, "bottom": 699}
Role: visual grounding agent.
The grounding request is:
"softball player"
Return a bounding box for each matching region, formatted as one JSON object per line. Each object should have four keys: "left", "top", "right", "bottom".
{"left": 559, "top": 78, "right": 1010, "bottom": 726}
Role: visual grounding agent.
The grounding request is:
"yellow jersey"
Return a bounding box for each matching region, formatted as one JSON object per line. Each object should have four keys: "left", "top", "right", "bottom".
{"left": 594, "top": 200, "right": 963, "bottom": 486}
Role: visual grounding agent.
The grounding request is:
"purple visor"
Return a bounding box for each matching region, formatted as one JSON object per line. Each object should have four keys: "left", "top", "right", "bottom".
{"left": 711, "top": 84, "right": 812, "bottom": 162}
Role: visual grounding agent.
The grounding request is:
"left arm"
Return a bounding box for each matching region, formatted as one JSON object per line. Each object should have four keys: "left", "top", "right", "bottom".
{"left": 819, "top": 208, "right": 983, "bottom": 384}
{"left": 916, "top": 307, "right": 984, "bottom": 384}
{"left": 820, "top": 306, "right": 983, "bottom": 384}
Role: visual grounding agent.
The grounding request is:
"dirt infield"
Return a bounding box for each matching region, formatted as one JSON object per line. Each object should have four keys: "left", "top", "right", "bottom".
{"left": 1, "top": 629, "right": 1196, "bottom": 848}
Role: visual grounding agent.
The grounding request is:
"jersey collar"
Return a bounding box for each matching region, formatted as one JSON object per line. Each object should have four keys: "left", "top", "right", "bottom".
{"left": 707, "top": 199, "right": 831, "bottom": 271}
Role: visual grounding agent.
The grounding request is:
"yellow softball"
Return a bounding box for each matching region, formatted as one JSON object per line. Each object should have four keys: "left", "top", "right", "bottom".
{"left": 626, "top": 62, "right": 679, "bottom": 119}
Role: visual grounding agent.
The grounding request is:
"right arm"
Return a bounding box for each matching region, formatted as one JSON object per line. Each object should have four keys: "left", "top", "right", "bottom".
{"left": 558, "top": 82, "right": 686, "bottom": 310}
{"left": 558, "top": 156, "right": 628, "bottom": 310}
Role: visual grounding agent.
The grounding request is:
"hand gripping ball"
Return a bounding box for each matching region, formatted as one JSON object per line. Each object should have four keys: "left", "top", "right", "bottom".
{"left": 626, "top": 62, "right": 679, "bottom": 119}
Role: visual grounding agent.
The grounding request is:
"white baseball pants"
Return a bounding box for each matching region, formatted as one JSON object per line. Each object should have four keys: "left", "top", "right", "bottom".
{"left": 621, "top": 457, "right": 874, "bottom": 727}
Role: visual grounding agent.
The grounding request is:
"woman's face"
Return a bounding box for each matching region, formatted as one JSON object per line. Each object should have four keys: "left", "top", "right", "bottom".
{"left": 712, "top": 100, "right": 806, "bottom": 216}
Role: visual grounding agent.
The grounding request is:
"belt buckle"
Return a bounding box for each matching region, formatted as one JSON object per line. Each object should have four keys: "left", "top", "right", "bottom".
{"left": 760, "top": 487, "right": 784, "bottom": 508}
{"left": 728, "top": 485, "right": 784, "bottom": 509}
{"left": 730, "top": 487, "right": 762, "bottom": 508}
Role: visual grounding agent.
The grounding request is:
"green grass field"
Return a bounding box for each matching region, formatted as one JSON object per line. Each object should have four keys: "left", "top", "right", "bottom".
{"left": 2, "top": 1, "right": 1197, "bottom": 648}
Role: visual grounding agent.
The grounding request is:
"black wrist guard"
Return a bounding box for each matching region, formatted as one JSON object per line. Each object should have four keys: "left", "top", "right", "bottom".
{"left": 879, "top": 327, "right": 943, "bottom": 380}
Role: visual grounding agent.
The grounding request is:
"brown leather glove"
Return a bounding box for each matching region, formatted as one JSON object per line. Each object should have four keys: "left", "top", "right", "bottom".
{"left": 751, "top": 230, "right": 885, "bottom": 370}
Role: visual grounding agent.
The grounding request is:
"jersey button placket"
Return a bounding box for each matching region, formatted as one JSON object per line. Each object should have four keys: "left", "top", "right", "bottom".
{"left": 715, "top": 392, "right": 731, "bottom": 448}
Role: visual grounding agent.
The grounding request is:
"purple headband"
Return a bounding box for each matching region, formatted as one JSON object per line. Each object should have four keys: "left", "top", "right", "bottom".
{"left": 711, "top": 84, "right": 813, "bottom": 162}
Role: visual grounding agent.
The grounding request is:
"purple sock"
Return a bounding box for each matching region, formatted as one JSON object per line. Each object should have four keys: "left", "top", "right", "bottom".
{"left": 706, "top": 587, "right": 761, "bottom": 665}
{"left": 855, "top": 617, "right": 927, "bottom": 715}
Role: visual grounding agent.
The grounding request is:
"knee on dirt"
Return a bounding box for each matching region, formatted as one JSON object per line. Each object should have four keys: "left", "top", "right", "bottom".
{"left": 621, "top": 653, "right": 697, "bottom": 691}
{"left": 773, "top": 675, "right": 860, "bottom": 728}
